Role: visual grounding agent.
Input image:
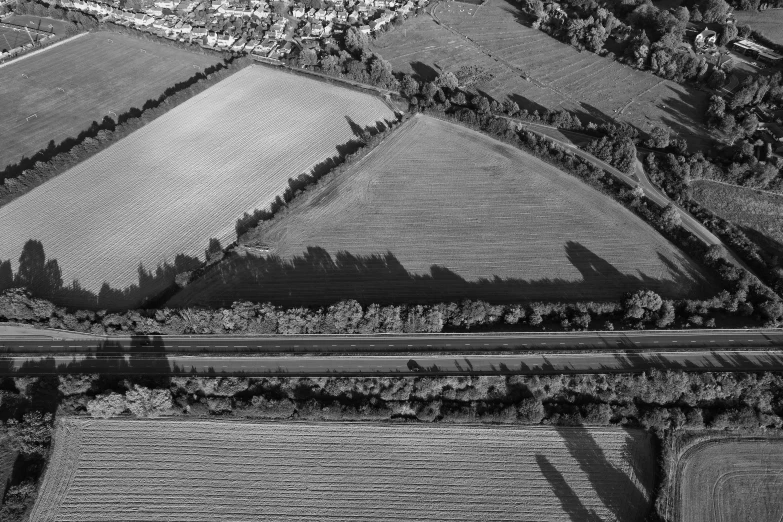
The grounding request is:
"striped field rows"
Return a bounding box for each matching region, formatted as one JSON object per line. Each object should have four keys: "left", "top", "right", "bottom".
{"left": 0, "top": 65, "right": 394, "bottom": 292}
{"left": 32, "top": 419, "right": 655, "bottom": 521}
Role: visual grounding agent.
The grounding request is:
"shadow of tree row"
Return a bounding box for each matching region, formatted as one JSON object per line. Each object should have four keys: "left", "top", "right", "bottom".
{"left": 170, "top": 241, "right": 711, "bottom": 309}
{"left": 0, "top": 240, "right": 203, "bottom": 312}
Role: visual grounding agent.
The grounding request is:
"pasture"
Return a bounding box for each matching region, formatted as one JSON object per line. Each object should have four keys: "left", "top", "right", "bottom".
{"left": 170, "top": 115, "right": 713, "bottom": 308}
{"left": 0, "top": 65, "right": 394, "bottom": 294}
{"left": 0, "top": 31, "right": 219, "bottom": 171}
{"left": 32, "top": 419, "right": 655, "bottom": 522}
{"left": 734, "top": 9, "right": 783, "bottom": 45}
{"left": 373, "top": 0, "right": 710, "bottom": 149}
{"left": 675, "top": 436, "right": 783, "bottom": 522}
{"left": 691, "top": 180, "right": 783, "bottom": 257}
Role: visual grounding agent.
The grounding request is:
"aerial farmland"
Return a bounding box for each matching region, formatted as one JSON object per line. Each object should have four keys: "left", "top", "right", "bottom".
{"left": 171, "top": 114, "right": 713, "bottom": 308}
{"left": 32, "top": 419, "right": 654, "bottom": 522}
{"left": 672, "top": 435, "right": 783, "bottom": 522}
{"left": 0, "top": 31, "right": 220, "bottom": 171}
{"left": 373, "top": 0, "right": 710, "bottom": 149}
{"left": 0, "top": 65, "right": 394, "bottom": 295}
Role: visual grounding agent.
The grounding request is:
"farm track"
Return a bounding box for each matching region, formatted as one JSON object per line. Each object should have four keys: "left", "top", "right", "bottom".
{"left": 32, "top": 419, "right": 655, "bottom": 522}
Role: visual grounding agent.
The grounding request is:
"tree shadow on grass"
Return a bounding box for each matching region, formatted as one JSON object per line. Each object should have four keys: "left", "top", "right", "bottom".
{"left": 555, "top": 426, "right": 653, "bottom": 522}
{"left": 167, "top": 240, "right": 714, "bottom": 309}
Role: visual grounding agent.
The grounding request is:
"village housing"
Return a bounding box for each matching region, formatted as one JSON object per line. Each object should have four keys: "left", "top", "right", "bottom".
{"left": 58, "top": 0, "right": 423, "bottom": 59}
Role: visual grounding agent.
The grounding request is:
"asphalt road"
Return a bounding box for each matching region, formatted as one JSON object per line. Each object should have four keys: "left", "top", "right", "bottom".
{"left": 3, "top": 350, "right": 783, "bottom": 376}
{"left": 2, "top": 330, "right": 783, "bottom": 355}
{"left": 2, "top": 330, "right": 783, "bottom": 375}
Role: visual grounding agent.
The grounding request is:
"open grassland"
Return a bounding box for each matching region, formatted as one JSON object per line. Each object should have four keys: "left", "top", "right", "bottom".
{"left": 32, "top": 419, "right": 655, "bottom": 522}
{"left": 734, "top": 9, "right": 783, "bottom": 45}
{"left": 0, "top": 65, "right": 394, "bottom": 292}
{"left": 0, "top": 31, "right": 219, "bottom": 170}
{"left": 691, "top": 180, "right": 783, "bottom": 257}
{"left": 373, "top": 0, "right": 710, "bottom": 148}
{"left": 675, "top": 436, "right": 783, "bottom": 522}
{"left": 171, "top": 115, "right": 713, "bottom": 308}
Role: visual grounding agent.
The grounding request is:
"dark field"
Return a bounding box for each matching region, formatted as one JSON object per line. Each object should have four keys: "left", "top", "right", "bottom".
{"left": 0, "top": 31, "right": 220, "bottom": 172}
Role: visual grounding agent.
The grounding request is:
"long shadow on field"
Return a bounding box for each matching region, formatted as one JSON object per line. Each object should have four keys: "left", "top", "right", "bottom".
{"left": 535, "top": 454, "right": 602, "bottom": 522}
{"left": 556, "top": 426, "right": 652, "bottom": 522}
{"left": 0, "top": 239, "right": 202, "bottom": 312}
{"left": 166, "top": 241, "right": 713, "bottom": 309}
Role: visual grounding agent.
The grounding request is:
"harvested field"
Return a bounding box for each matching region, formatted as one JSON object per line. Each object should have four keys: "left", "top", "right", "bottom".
{"left": 691, "top": 180, "right": 783, "bottom": 257}
{"left": 170, "top": 114, "right": 714, "bottom": 308}
{"left": 373, "top": 0, "right": 711, "bottom": 149}
{"left": 32, "top": 419, "right": 655, "bottom": 522}
{"left": 0, "top": 31, "right": 219, "bottom": 171}
{"left": 675, "top": 436, "right": 783, "bottom": 522}
{"left": 0, "top": 65, "right": 394, "bottom": 294}
{"left": 734, "top": 9, "right": 783, "bottom": 45}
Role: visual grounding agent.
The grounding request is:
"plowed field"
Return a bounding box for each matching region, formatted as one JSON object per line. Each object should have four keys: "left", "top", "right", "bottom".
{"left": 0, "top": 65, "right": 394, "bottom": 292}
{"left": 32, "top": 419, "right": 655, "bottom": 522}
{"left": 170, "top": 114, "right": 713, "bottom": 308}
{"left": 675, "top": 437, "right": 783, "bottom": 522}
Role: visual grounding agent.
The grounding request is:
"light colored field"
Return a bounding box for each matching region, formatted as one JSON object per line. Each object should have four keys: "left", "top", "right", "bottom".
{"left": 691, "top": 180, "right": 783, "bottom": 256}
{"left": 373, "top": 0, "right": 710, "bottom": 149}
{"left": 172, "top": 114, "right": 713, "bottom": 308}
{"left": 0, "top": 65, "right": 394, "bottom": 292}
{"left": 734, "top": 9, "right": 783, "bottom": 45}
{"left": 0, "top": 31, "right": 219, "bottom": 170}
{"left": 676, "top": 437, "right": 783, "bottom": 522}
{"left": 32, "top": 419, "right": 655, "bottom": 522}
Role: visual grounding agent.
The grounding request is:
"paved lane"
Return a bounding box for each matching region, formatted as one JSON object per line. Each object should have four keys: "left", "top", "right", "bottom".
{"left": 1, "top": 329, "right": 782, "bottom": 355}
{"left": 3, "top": 350, "right": 783, "bottom": 376}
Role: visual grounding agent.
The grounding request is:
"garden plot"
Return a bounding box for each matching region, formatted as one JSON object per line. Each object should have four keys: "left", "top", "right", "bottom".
{"left": 32, "top": 419, "right": 655, "bottom": 522}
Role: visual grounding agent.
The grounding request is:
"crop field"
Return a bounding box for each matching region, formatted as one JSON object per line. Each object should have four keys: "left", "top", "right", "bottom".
{"left": 734, "top": 9, "right": 783, "bottom": 45}
{"left": 170, "top": 115, "right": 713, "bottom": 308}
{"left": 373, "top": 0, "right": 710, "bottom": 148}
{"left": 675, "top": 437, "right": 783, "bottom": 522}
{"left": 0, "top": 31, "right": 220, "bottom": 171}
{"left": 32, "top": 419, "right": 655, "bottom": 522}
{"left": 0, "top": 65, "right": 394, "bottom": 294}
{"left": 691, "top": 180, "right": 783, "bottom": 257}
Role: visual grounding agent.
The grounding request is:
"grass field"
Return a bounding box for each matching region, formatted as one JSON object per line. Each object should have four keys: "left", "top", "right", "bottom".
{"left": 734, "top": 9, "right": 783, "bottom": 45}
{"left": 675, "top": 437, "right": 783, "bottom": 522}
{"left": 691, "top": 180, "right": 783, "bottom": 257}
{"left": 32, "top": 419, "right": 655, "bottom": 522}
{"left": 373, "top": 0, "right": 710, "bottom": 149}
{"left": 0, "top": 65, "right": 394, "bottom": 294}
{"left": 0, "top": 31, "right": 220, "bottom": 171}
{"left": 170, "top": 114, "right": 713, "bottom": 308}
{"left": 3, "top": 14, "right": 71, "bottom": 36}
{"left": 0, "top": 24, "right": 45, "bottom": 53}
